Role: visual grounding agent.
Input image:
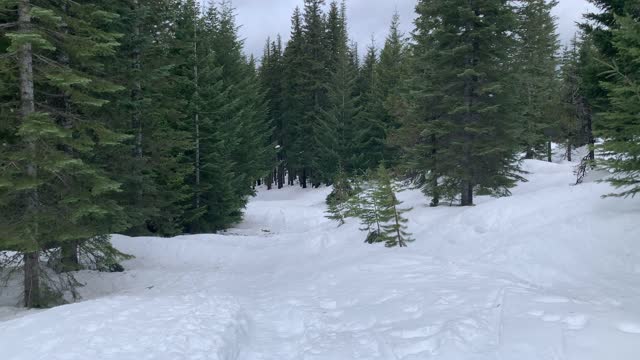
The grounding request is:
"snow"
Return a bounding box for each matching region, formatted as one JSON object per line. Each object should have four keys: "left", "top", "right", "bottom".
{"left": 2, "top": 156, "right": 640, "bottom": 359}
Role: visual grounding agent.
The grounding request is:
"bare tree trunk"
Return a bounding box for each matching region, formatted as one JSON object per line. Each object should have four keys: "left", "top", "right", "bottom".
{"left": 393, "top": 204, "right": 406, "bottom": 248}
{"left": 586, "top": 110, "right": 595, "bottom": 162}
{"left": 193, "top": 12, "right": 201, "bottom": 210}
{"left": 301, "top": 168, "right": 307, "bottom": 189}
{"left": 277, "top": 159, "right": 285, "bottom": 189}
{"left": 288, "top": 168, "right": 295, "bottom": 186}
{"left": 60, "top": 242, "right": 80, "bottom": 272}
{"left": 23, "top": 252, "right": 40, "bottom": 308}
{"left": 461, "top": 73, "right": 475, "bottom": 205}
{"left": 460, "top": 11, "right": 477, "bottom": 207}
{"left": 132, "top": 0, "right": 143, "bottom": 162}
{"left": 57, "top": 1, "right": 79, "bottom": 272}
{"left": 430, "top": 134, "right": 440, "bottom": 207}
{"left": 461, "top": 182, "right": 473, "bottom": 206}
{"left": 547, "top": 140, "right": 552, "bottom": 162}
{"left": 524, "top": 149, "right": 535, "bottom": 160}
{"left": 567, "top": 140, "right": 572, "bottom": 162}
{"left": 18, "top": 0, "right": 41, "bottom": 308}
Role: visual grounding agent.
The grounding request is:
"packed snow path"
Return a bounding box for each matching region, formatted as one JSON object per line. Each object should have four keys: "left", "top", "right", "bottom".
{"left": 1, "top": 159, "right": 640, "bottom": 359}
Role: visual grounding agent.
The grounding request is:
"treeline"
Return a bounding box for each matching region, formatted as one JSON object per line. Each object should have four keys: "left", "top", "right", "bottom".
{"left": 259, "top": 0, "right": 638, "bottom": 203}
{"left": 0, "top": 0, "right": 272, "bottom": 307}
{"left": 259, "top": 1, "right": 404, "bottom": 189}
{"left": 259, "top": 0, "right": 580, "bottom": 205}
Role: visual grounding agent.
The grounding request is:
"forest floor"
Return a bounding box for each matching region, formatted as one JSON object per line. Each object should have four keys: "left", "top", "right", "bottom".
{"left": 1, "top": 152, "right": 640, "bottom": 359}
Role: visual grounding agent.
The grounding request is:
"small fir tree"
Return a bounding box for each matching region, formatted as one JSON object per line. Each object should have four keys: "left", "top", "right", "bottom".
{"left": 348, "top": 165, "right": 414, "bottom": 247}
{"left": 325, "top": 165, "right": 357, "bottom": 225}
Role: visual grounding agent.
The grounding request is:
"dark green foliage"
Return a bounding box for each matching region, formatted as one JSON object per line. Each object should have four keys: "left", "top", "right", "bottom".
{"left": 398, "top": 0, "right": 524, "bottom": 206}
{"left": 580, "top": 1, "right": 640, "bottom": 196}
{"left": 0, "top": 0, "right": 129, "bottom": 307}
{"left": 376, "top": 13, "right": 410, "bottom": 167}
{"left": 347, "top": 165, "right": 414, "bottom": 247}
{"left": 597, "top": 15, "right": 640, "bottom": 197}
{"left": 325, "top": 166, "right": 357, "bottom": 225}
{"left": 0, "top": 0, "right": 274, "bottom": 308}
{"left": 281, "top": 7, "right": 308, "bottom": 186}
{"left": 193, "top": 2, "right": 274, "bottom": 231}
{"left": 512, "top": 0, "right": 561, "bottom": 160}
{"left": 260, "top": 36, "right": 286, "bottom": 189}
{"left": 558, "top": 34, "right": 596, "bottom": 165}
{"left": 97, "top": 0, "right": 193, "bottom": 237}
{"left": 352, "top": 43, "right": 386, "bottom": 172}
{"left": 316, "top": 2, "right": 361, "bottom": 177}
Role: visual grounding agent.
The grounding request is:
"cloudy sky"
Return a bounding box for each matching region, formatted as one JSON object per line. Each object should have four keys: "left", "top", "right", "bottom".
{"left": 223, "top": 0, "right": 597, "bottom": 58}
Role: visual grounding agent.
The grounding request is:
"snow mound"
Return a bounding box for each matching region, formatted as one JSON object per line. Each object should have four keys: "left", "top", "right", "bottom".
{"left": 0, "top": 294, "right": 248, "bottom": 360}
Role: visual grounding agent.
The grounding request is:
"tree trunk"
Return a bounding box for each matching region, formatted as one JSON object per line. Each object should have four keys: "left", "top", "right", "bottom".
{"left": 430, "top": 134, "right": 440, "bottom": 207}
{"left": 460, "top": 17, "right": 477, "bottom": 207}
{"left": 547, "top": 140, "right": 552, "bottom": 162}
{"left": 277, "top": 161, "right": 285, "bottom": 189}
{"left": 567, "top": 140, "right": 572, "bottom": 162}
{"left": 18, "top": 0, "right": 41, "bottom": 308}
{"left": 301, "top": 168, "right": 307, "bottom": 189}
{"left": 461, "top": 181, "right": 473, "bottom": 206}
{"left": 132, "top": 0, "right": 143, "bottom": 161}
{"left": 193, "top": 12, "right": 201, "bottom": 210}
{"left": 393, "top": 205, "right": 406, "bottom": 248}
{"left": 23, "top": 251, "right": 41, "bottom": 308}
{"left": 586, "top": 111, "right": 595, "bottom": 162}
{"left": 60, "top": 241, "right": 80, "bottom": 272}
{"left": 57, "top": 2, "right": 80, "bottom": 271}
{"left": 288, "top": 168, "right": 295, "bottom": 186}
{"left": 524, "top": 149, "right": 535, "bottom": 160}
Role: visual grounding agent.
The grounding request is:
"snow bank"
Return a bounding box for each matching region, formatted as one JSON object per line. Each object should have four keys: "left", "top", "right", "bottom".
{"left": 0, "top": 293, "right": 248, "bottom": 360}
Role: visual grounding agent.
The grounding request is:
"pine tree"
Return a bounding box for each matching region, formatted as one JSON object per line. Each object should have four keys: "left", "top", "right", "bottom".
{"left": 353, "top": 42, "right": 386, "bottom": 171}
{"left": 580, "top": 0, "right": 639, "bottom": 131}
{"left": 376, "top": 12, "right": 410, "bottom": 166}
{"left": 558, "top": 34, "right": 596, "bottom": 167}
{"left": 282, "top": 7, "right": 307, "bottom": 187}
{"left": 97, "top": 0, "right": 193, "bottom": 236}
{"left": 512, "top": 0, "right": 561, "bottom": 161}
{"left": 316, "top": 1, "right": 360, "bottom": 177}
{"left": 302, "top": 0, "right": 331, "bottom": 187}
{"left": 375, "top": 165, "right": 414, "bottom": 248}
{"left": 260, "top": 36, "right": 287, "bottom": 189}
{"left": 0, "top": 0, "right": 128, "bottom": 307}
{"left": 325, "top": 165, "right": 356, "bottom": 226}
{"left": 393, "top": 6, "right": 442, "bottom": 207}
{"left": 349, "top": 165, "right": 413, "bottom": 247}
{"left": 597, "top": 15, "right": 640, "bottom": 197}
{"left": 405, "top": 0, "right": 523, "bottom": 206}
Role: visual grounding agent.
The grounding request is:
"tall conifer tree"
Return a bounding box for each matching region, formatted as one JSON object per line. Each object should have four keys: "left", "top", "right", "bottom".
{"left": 512, "top": 0, "right": 561, "bottom": 160}
{"left": 407, "top": 0, "right": 522, "bottom": 206}
{"left": 0, "top": 0, "right": 128, "bottom": 307}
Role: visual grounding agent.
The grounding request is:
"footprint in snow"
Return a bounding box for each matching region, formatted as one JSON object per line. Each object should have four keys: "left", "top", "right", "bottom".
{"left": 542, "top": 314, "right": 563, "bottom": 322}
{"left": 564, "top": 314, "right": 589, "bottom": 330}
{"left": 391, "top": 324, "right": 441, "bottom": 339}
{"left": 617, "top": 322, "right": 640, "bottom": 334}
{"left": 528, "top": 310, "right": 589, "bottom": 330}
{"left": 319, "top": 300, "right": 337, "bottom": 310}
{"left": 535, "top": 296, "right": 571, "bottom": 304}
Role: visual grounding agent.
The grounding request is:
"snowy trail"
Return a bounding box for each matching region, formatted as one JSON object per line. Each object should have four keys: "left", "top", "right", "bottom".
{"left": 1, "top": 158, "right": 640, "bottom": 359}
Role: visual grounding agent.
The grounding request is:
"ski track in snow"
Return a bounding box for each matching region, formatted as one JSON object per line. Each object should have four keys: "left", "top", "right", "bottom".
{"left": 2, "top": 156, "right": 640, "bottom": 359}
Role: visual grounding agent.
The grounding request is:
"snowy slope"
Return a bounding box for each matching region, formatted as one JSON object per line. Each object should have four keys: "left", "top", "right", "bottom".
{"left": 1, "top": 158, "right": 640, "bottom": 359}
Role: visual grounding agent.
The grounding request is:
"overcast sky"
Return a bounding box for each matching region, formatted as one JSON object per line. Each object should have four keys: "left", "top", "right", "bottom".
{"left": 222, "top": 0, "right": 597, "bottom": 58}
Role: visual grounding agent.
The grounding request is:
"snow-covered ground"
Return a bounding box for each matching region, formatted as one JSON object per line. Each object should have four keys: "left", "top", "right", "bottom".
{"left": 1, "top": 156, "right": 640, "bottom": 359}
